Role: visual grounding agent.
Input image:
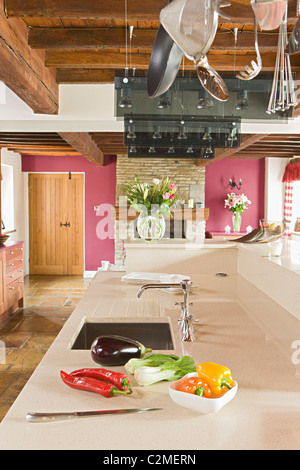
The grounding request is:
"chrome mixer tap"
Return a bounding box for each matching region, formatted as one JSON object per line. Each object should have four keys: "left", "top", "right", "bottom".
{"left": 137, "top": 279, "right": 198, "bottom": 342}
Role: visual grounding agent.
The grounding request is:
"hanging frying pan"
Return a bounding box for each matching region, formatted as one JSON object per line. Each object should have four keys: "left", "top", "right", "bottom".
{"left": 147, "top": 0, "right": 183, "bottom": 98}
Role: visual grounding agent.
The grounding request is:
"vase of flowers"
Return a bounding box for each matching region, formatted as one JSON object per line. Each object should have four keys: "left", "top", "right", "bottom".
{"left": 224, "top": 193, "right": 251, "bottom": 233}
{"left": 123, "top": 177, "right": 180, "bottom": 242}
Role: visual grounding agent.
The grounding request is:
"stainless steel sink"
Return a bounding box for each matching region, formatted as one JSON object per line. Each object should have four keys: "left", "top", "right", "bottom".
{"left": 70, "top": 319, "right": 174, "bottom": 350}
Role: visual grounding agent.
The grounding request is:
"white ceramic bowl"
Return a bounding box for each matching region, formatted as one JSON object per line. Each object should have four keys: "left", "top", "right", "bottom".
{"left": 169, "top": 372, "right": 238, "bottom": 414}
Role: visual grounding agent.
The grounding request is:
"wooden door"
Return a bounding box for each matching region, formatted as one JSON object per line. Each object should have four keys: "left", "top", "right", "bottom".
{"left": 29, "top": 173, "right": 84, "bottom": 275}
{"left": 67, "top": 174, "right": 84, "bottom": 275}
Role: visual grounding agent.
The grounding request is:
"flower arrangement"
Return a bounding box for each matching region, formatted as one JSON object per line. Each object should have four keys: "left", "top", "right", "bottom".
{"left": 123, "top": 177, "right": 180, "bottom": 216}
{"left": 224, "top": 192, "right": 251, "bottom": 233}
{"left": 224, "top": 192, "right": 251, "bottom": 215}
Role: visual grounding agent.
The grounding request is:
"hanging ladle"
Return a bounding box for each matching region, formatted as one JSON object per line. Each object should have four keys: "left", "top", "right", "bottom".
{"left": 236, "top": 3, "right": 262, "bottom": 80}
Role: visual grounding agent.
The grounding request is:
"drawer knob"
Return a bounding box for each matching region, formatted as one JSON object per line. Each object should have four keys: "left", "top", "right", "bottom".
{"left": 19, "top": 269, "right": 24, "bottom": 272}
{"left": 8, "top": 286, "right": 15, "bottom": 290}
{"left": 8, "top": 263, "right": 14, "bottom": 266}
{"left": 9, "top": 275, "right": 14, "bottom": 278}
{"left": 8, "top": 251, "right": 14, "bottom": 255}
{"left": 18, "top": 259, "right": 23, "bottom": 262}
{"left": 18, "top": 280, "right": 24, "bottom": 283}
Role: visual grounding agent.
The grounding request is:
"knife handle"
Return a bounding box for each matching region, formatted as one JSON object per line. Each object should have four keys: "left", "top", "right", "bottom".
{"left": 26, "top": 412, "right": 77, "bottom": 422}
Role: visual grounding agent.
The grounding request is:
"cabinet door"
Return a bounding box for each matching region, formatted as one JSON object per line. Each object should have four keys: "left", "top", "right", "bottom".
{"left": 0, "top": 251, "right": 5, "bottom": 315}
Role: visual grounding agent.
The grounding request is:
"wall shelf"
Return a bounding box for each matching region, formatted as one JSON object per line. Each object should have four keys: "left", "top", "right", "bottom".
{"left": 114, "top": 207, "right": 209, "bottom": 221}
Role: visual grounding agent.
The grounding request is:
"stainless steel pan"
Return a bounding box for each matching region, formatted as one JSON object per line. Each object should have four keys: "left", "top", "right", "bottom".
{"left": 147, "top": 0, "right": 183, "bottom": 98}
{"left": 288, "top": 0, "right": 300, "bottom": 54}
{"left": 160, "top": 0, "right": 231, "bottom": 63}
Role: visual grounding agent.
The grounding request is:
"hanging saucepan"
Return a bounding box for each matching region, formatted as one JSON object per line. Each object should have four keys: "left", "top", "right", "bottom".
{"left": 160, "top": 0, "right": 231, "bottom": 101}
{"left": 147, "top": 0, "right": 183, "bottom": 98}
{"left": 288, "top": 0, "right": 300, "bottom": 54}
{"left": 251, "top": 0, "right": 287, "bottom": 31}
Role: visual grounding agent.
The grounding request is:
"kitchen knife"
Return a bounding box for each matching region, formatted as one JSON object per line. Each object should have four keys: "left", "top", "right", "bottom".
{"left": 26, "top": 408, "right": 162, "bottom": 422}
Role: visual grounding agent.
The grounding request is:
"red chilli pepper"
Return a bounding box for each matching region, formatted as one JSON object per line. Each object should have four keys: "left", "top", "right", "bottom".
{"left": 69, "top": 367, "right": 132, "bottom": 392}
{"left": 60, "top": 371, "right": 131, "bottom": 398}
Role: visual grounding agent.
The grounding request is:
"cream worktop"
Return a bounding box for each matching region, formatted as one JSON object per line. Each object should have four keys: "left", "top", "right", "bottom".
{"left": 0, "top": 240, "right": 300, "bottom": 450}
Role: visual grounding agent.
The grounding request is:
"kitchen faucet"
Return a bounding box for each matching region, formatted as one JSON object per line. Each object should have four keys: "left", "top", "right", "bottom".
{"left": 137, "top": 279, "right": 198, "bottom": 342}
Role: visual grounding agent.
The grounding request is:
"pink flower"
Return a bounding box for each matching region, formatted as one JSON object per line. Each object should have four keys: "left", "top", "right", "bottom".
{"left": 163, "top": 193, "right": 170, "bottom": 199}
{"left": 170, "top": 193, "right": 175, "bottom": 200}
{"left": 169, "top": 184, "right": 177, "bottom": 191}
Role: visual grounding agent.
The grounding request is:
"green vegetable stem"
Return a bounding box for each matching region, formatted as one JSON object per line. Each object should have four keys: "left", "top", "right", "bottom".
{"left": 129, "top": 355, "right": 196, "bottom": 386}
{"left": 124, "top": 353, "right": 179, "bottom": 374}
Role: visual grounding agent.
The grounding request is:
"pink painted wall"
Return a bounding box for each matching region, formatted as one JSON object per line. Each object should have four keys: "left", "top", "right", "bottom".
{"left": 205, "top": 158, "right": 265, "bottom": 233}
{"left": 22, "top": 154, "right": 116, "bottom": 272}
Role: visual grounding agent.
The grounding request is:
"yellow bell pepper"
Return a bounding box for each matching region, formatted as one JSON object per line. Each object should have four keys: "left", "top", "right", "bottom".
{"left": 196, "top": 362, "right": 234, "bottom": 396}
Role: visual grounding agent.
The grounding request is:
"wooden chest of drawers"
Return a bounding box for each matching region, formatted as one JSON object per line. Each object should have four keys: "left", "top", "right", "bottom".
{"left": 0, "top": 241, "right": 24, "bottom": 321}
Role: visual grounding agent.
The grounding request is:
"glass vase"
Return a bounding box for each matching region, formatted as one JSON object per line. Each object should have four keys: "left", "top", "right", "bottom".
{"left": 137, "top": 209, "right": 166, "bottom": 242}
{"left": 232, "top": 212, "right": 242, "bottom": 233}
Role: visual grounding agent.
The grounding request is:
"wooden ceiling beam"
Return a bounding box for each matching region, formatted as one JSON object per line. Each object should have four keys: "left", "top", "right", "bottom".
{"left": 28, "top": 27, "right": 280, "bottom": 52}
{"left": 45, "top": 50, "right": 300, "bottom": 71}
{"left": 231, "top": 152, "right": 295, "bottom": 158}
{"left": 58, "top": 132, "right": 104, "bottom": 166}
{"left": 15, "top": 150, "right": 82, "bottom": 156}
{"left": 196, "top": 133, "right": 269, "bottom": 166}
{"left": 0, "top": 0, "right": 58, "bottom": 114}
{"left": 56, "top": 69, "right": 115, "bottom": 84}
{"left": 4, "top": 0, "right": 298, "bottom": 23}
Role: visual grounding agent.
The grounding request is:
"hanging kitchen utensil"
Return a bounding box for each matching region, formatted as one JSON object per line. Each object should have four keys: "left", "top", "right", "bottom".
{"left": 266, "top": 6, "right": 297, "bottom": 114}
{"left": 160, "top": 0, "right": 231, "bottom": 63}
{"left": 288, "top": 0, "right": 300, "bottom": 54}
{"left": 236, "top": 5, "right": 262, "bottom": 80}
{"left": 160, "top": 0, "right": 230, "bottom": 101}
{"left": 147, "top": 0, "right": 183, "bottom": 98}
{"left": 196, "top": 56, "right": 229, "bottom": 101}
{"left": 251, "top": 0, "right": 287, "bottom": 30}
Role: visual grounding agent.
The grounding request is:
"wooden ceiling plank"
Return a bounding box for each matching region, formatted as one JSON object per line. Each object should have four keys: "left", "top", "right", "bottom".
{"left": 16, "top": 150, "right": 82, "bottom": 156}
{"left": 28, "top": 27, "right": 280, "bottom": 52}
{"left": 58, "top": 132, "right": 104, "bottom": 166}
{"left": 56, "top": 68, "right": 115, "bottom": 83}
{"left": 4, "top": 0, "right": 298, "bottom": 23}
{"left": 0, "top": 0, "right": 58, "bottom": 114}
{"left": 45, "top": 50, "right": 300, "bottom": 71}
{"left": 196, "top": 133, "right": 269, "bottom": 166}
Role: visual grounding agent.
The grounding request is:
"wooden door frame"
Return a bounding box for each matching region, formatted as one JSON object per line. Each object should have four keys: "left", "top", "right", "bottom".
{"left": 28, "top": 172, "right": 85, "bottom": 275}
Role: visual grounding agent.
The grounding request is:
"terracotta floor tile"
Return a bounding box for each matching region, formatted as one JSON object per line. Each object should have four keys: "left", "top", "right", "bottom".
{"left": 23, "top": 296, "right": 44, "bottom": 306}
{"left": 4, "top": 348, "right": 46, "bottom": 372}
{"left": 40, "top": 296, "right": 69, "bottom": 306}
{"left": 0, "top": 274, "right": 90, "bottom": 422}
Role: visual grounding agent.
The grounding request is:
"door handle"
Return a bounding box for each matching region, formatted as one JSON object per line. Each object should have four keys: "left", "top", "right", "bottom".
{"left": 60, "top": 222, "right": 70, "bottom": 227}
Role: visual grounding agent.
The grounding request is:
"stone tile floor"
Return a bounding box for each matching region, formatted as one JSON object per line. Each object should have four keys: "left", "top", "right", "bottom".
{"left": 0, "top": 274, "right": 92, "bottom": 422}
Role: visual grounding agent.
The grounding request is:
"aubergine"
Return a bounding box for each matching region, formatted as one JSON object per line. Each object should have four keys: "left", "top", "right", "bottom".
{"left": 91, "top": 335, "right": 152, "bottom": 366}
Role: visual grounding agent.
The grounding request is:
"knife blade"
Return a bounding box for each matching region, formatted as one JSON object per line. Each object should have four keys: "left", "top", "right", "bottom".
{"left": 26, "top": 408, "right": 162, "bottom": 422}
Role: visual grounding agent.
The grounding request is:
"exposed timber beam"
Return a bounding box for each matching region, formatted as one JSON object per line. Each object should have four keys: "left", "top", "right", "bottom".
{"left": 0, "top": 0, "right": 58, "bottom": 114}
{"left": 196, "top": 134, "right": 269, "bottom": 167}
{"left": 45, "top": 50, "right": 300, "bottom": 72}
{"left": 28, "top": 27, "right": 281, "bottom": 52}
{"left": 56, "top": 69, "right": 115, "bottom": 84}
{"left": 4, "top": 0, "right": 298, "bottom": 22}
{"left": 58, "top": 132, "right": 104, "bottom": 166}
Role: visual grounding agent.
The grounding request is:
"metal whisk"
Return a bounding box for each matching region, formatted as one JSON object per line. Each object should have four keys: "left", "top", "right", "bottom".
{"left": 266, "top": 7, "right": 297, "bottom": 114}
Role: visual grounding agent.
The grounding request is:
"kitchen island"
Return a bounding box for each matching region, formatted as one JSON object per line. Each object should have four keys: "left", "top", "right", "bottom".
{"left": 0, "top": 239, "right": 300, "bottom": 450}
